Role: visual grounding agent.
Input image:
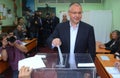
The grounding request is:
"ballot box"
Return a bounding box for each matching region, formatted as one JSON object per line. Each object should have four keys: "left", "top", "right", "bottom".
{"left": 31, "top": 53, "right": 96, "bottom": 78}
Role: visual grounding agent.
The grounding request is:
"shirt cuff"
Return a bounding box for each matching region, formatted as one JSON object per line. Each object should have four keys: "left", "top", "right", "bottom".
{"left": 52, "top": 44, "right": 55, "bottom": 48}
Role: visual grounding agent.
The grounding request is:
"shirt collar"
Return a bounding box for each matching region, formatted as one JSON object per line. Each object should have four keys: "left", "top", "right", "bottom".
{"left": 69, "top": 22, "right": 79, "bottom": 29}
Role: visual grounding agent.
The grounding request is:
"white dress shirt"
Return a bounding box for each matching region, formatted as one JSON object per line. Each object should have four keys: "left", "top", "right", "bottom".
{"left": 69, "top": 22, "right": 79, "bottom": 68}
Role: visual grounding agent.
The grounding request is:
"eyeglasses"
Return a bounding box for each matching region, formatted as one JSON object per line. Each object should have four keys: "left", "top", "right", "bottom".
{"left": 69, "top": 11, "right": 83, "bottom": 15}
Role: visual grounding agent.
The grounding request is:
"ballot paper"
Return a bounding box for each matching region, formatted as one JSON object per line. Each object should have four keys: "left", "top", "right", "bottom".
{"left": 57, "top": 46, "right": 63, "bottom": 65}
{"left": 100, "top": 55, "right": 110, "bottom": 60}
{"left": 77, "top": 63, "right": 95, "bottom": 67}
{"left": 18, "top": 55, "right": 46, "bottom": 70}
{"left": 105, "top": 67, "right": 120, "bottom": 78}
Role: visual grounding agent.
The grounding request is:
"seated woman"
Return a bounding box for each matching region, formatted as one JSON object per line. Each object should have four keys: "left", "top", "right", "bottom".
{"left": 99, "top": 30, "right": 120, "bottom": 54}
{"left": 14, "top": 24, "right": 25, "bottom": 40}
{"left": 114, "top": 47, "right": 120, "bottom": 60}
{"left": 62, "top": 14, "right": 68, "bottom": 23}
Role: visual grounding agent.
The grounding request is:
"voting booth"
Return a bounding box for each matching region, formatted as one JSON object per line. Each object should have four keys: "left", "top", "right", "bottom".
{"left": 26, "top": 53, "right": 96, "bottom": 78}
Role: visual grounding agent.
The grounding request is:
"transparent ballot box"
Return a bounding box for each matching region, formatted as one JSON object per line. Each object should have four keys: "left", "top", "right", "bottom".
{"left": 31, "top": 53, "right": 96, "bottom": 78}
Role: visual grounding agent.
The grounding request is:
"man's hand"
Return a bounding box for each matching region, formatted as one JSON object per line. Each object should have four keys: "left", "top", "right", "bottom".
{"left": 52, "top": 38, "right": 62, "bottom": 47}
{"left": 99, "top": 44, "right": 106, "bottom": 49}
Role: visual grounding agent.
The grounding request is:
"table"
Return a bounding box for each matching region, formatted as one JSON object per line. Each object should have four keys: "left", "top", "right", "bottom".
{"left": 0, "top": 38, "right": 37, "bottom": 74}
{"left": 96, "top": 41, "right": 110, "bottom": 53}
{"left": 95, "top": 54, "right": 119, "bottom": 78}
{"left": 0, "top": 52, "right": 9, "bottom": 74}
{"left": 23, "top": 38, "right": 37, "bottom": 52}
{"left": 31, "top": 53, "right": 96, "bottom": 78}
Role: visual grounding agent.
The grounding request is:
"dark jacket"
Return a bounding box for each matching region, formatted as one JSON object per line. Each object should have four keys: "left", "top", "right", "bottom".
{"left": 105, "top": 39, "right": 120, "bottom": 54}
{"left": 47, "top": 21, "right": 96, "bottom": 60}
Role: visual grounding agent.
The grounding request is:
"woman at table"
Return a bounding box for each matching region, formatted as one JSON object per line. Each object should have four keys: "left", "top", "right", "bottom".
{"left": 99, "top": 30, "right": 120, "bottom": 54}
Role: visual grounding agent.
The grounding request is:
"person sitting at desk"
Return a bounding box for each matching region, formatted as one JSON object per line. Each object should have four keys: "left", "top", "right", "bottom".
{"left": 14, "top": 24, "right": 25, "bottom": 40}
{"left": 0, "top": 33, "right": 28, "bottom": 78}
{"left": 99, "top": 30, "right": 120, "bottom": 54}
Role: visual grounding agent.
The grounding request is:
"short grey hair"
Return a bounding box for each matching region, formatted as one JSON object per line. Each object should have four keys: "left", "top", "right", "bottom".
{"left": 69, "top": 2, "right": 81, "bottom": 7}
{"left": 68, "top": 2, "right": 82, "bottom": 12}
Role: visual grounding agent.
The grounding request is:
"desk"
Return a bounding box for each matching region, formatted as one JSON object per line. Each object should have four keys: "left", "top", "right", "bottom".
{"left": 0, "top": 61, "right": 9, "bottom": 74}
{"left": 23, "top": 38, "right": 37, "bottom": 52}
{"left": 96, "top": 41, "right": 110, "bottom": 53}
{"left": 0, "top": 54, "right": 9, "bottom": 74}
{"left": 95, "top": 54, "right": 119, "bottom": 78}
{"left": 0, "top": 38, "right": 37, "bottom": 74}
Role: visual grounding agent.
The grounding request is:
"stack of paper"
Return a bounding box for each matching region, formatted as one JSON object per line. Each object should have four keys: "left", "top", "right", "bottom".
{"left": 77, "top": 63, "right": 95, "bottom": 67}
{"left": 21, "top": 42, "right": 28, "bottom": 46}
{"left": 105, "top": 67, "right": 120, "bottom": 78}
{"left": 100, "top": 55, "right": 110, "bottom": 60}
{"left": 18, "top": 55, "right": 46, "bottom": 70}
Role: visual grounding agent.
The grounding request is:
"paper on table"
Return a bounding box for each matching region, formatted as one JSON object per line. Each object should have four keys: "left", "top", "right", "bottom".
{"left": 105, "top": 67, "right": 120, "bottom": 78}
{"left": 100, "top": 55, "right": 110, "bottom": 60}
{"left": 35, "top": 55, "right": 46, "bottom": 58}
{"left": 21, "top": 42, "right": 27, "bottom": 46}
{"left": 78, "top": 63, "right": 95, "bottom": 67}
{"left": 57, "top": 46, "right": 63, "bottom": 65}
{"left": 105, "top": 67, "right": 120, "bottom": 74}
{"left": 112, "top": 74, "right": 120, "bottom": 78}
{"left": 18, "top": 55, "right": 46, "bottom": 70}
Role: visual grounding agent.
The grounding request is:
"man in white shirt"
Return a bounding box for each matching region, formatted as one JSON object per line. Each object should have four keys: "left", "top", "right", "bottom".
{"left": 47, "top": 2, "right": 95, "bottom": 61}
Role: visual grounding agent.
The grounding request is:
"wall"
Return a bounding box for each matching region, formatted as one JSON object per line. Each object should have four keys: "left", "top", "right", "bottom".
{"left": 16, "top": 0, "right": 22, "bottom": 17}
{"left": 34, "top": 0, "right": 120, "bottom": 31}
{"left": 0, "top": 0, "right": 15, "bottom": 30}
{"left": 35, "top": 1, "right": 104, "bottom": 17}
{"left": 104, "top": 0, "right": 120, "bottom": 30}
{"left": 1, "top": 0, "right": 120, "bottom": 31}
{"left": 0, "top": 0, "right": 13, "bottom": 26}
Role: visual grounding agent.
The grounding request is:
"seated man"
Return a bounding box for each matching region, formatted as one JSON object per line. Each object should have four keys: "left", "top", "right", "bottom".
{"left": 99, "top": 30, "right": 120, "bottom": 54}
{"left": 0, "top": 33, "right": 28, "bottom": 78}
{"left": 14, "top": 24, "right": 25, "bottom": 40}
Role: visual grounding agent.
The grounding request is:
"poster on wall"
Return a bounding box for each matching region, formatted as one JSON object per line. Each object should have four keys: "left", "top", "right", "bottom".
{"left": 22, "top": 0, "right": 35, "bottom": 16}
{"left": 0, "top": 4, "right": 3, "bottom": 12}
{"left": 0, "top": 4, "right": 6, "bottom": 20}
